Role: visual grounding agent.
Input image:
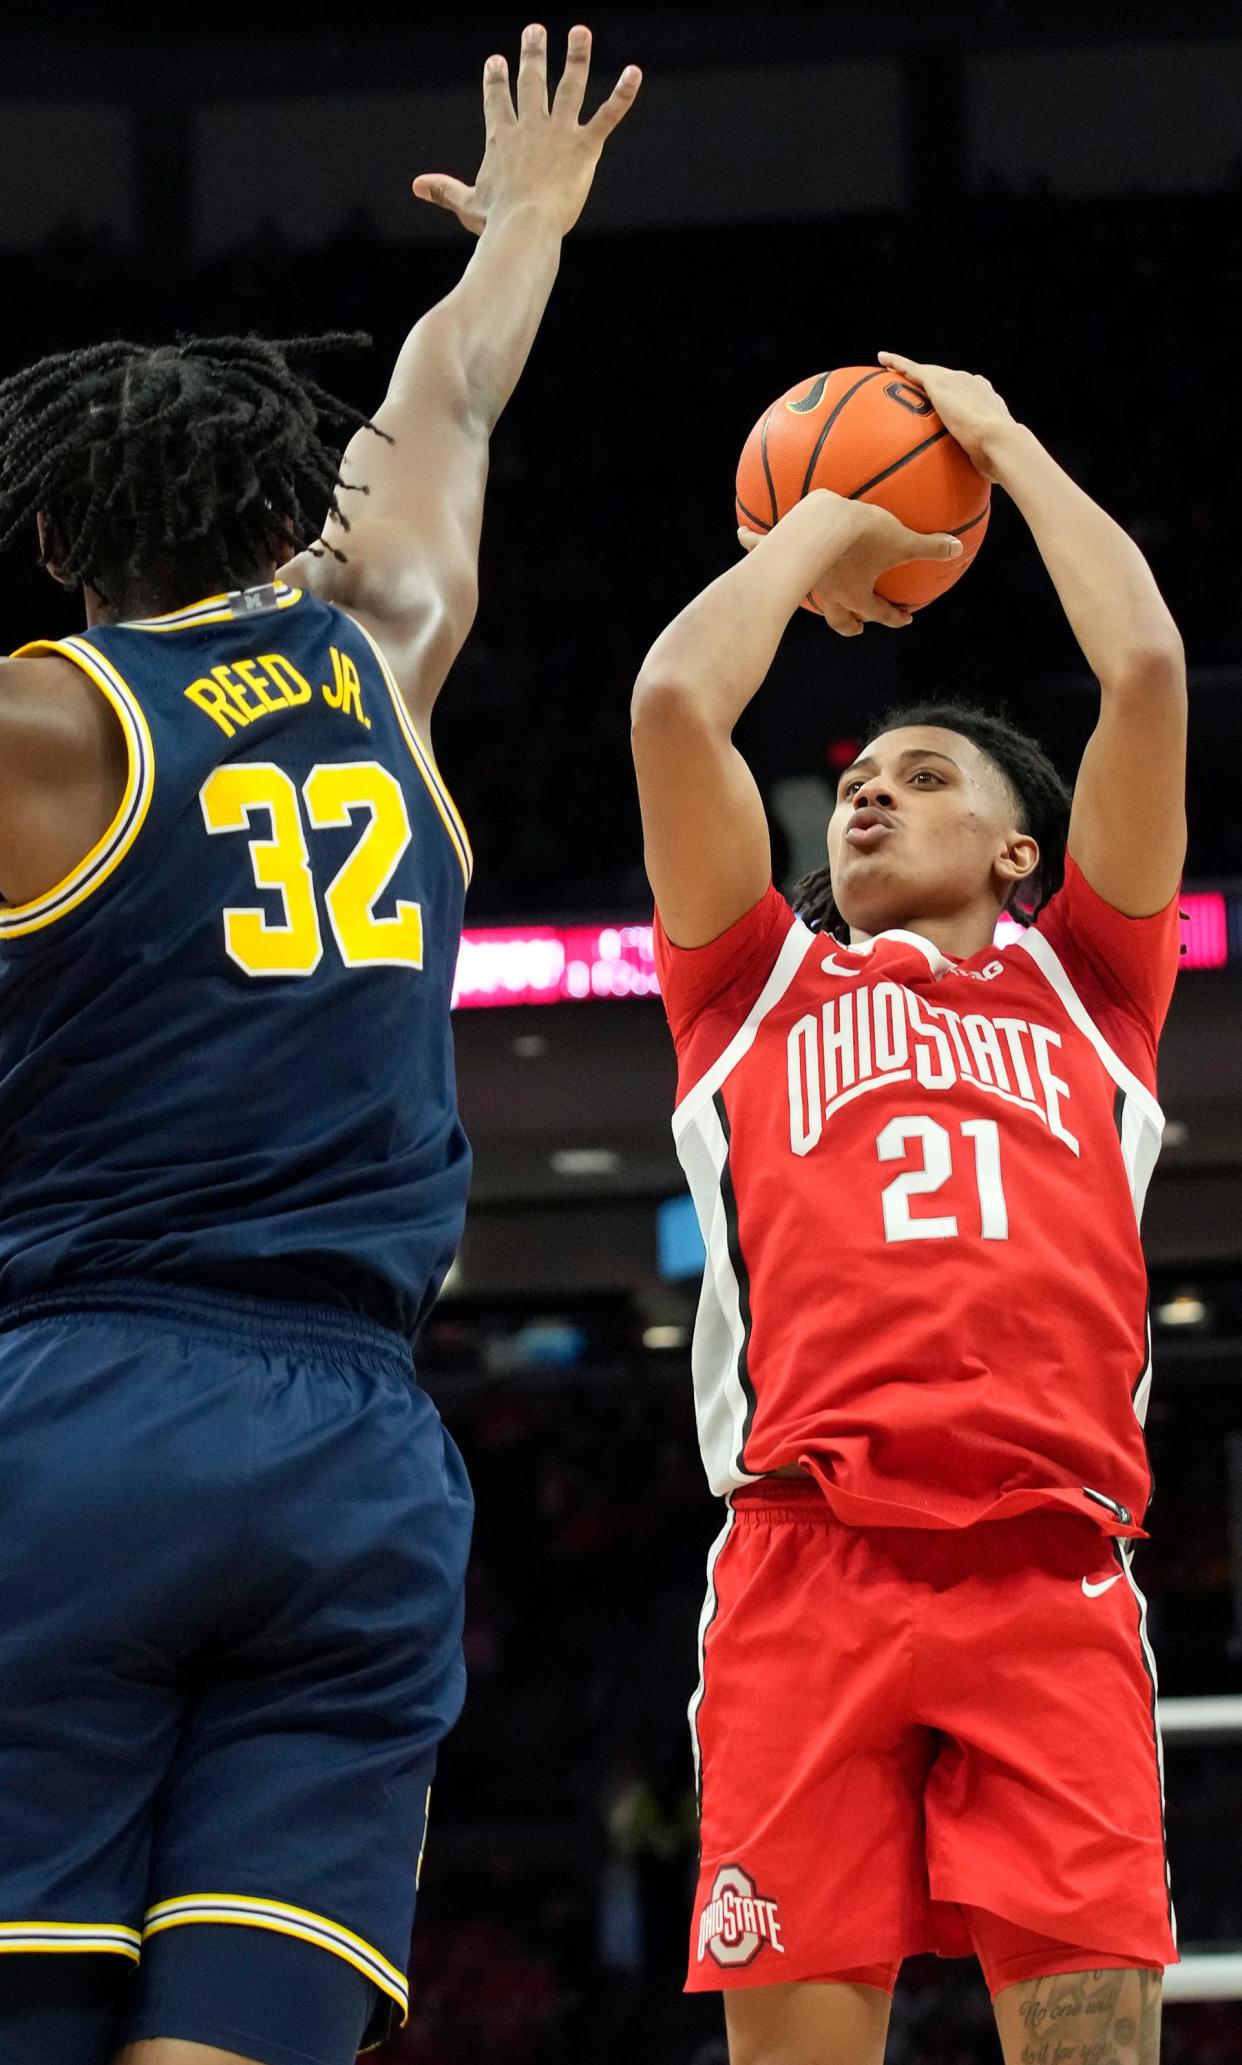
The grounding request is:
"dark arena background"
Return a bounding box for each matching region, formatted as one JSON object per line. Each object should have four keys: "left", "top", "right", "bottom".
{"left": 3, "top": 3, "right": 1241, "bottom": 2059}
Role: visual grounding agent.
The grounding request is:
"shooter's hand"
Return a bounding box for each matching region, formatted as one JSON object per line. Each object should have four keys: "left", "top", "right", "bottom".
{"left": 738, "top": 493, "right": 963, "bottom": 638}
{"left": 876, "top": 353, "right": 1018, "bottom": 482}
{"left": 413, "top": 24, "right": 641, "bottom": 239}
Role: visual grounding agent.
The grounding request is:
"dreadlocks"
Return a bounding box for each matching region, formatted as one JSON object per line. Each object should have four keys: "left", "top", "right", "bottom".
{"left": 792, "top": 701, "right": 1073, "bottom": 941}
{"left": 0, "top": 332, "right": 389, "bottom": 616}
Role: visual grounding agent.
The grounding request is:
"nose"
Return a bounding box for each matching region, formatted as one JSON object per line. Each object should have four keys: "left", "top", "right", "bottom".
{"left": 853, "top": 776, "right": 895, "bottom": 809}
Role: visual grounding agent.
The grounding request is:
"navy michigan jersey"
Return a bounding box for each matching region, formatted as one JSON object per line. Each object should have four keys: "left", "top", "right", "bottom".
{"left": 0, "top": 581, "right": 473, "bottom": 1338}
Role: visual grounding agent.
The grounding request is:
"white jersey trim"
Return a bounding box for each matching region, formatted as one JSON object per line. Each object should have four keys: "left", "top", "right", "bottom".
{"left": 688, "top": 1502, "right": 737, "bottom": 1804}
{"left": 1116, "top": 1541, "right": 1177, "bottom": 1947}
{"left": 1014, "top": 927, "right": 1164, "bottom": 1136}
{"left": 672, "top": 915, "right": 818, "bottom": 1141}
{"left": 680, "top": 1096, "right": 761, "bottom": 1491}
{"left": 670, "top": 914, "right": 815, "bottom": 1493}
{"left": 1132, "top": 1315, "right": 1154, "bottom": 1429}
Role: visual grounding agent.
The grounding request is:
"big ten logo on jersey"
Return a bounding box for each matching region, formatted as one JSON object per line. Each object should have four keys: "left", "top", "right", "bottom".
{"left": 184, "top": 645, "right": 371, "bottom": 739}
{"left": 786, "top": 980, "right": 1080, "bottom": 1161}
{"left": 697, "top": 1864, "right": 785, "bottom": 1969}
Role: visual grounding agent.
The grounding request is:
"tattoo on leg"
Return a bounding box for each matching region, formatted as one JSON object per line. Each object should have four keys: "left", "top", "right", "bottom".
{"left": 1004, "top": 1966, "right": 1162, "bottom": 2065}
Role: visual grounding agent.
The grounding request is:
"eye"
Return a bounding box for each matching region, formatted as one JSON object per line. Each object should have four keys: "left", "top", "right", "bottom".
{"left": 840, "top": 779, "right": 863, "bottom": 799}
{"left": 910, "top": 769, "right": 943, "bottom": 786}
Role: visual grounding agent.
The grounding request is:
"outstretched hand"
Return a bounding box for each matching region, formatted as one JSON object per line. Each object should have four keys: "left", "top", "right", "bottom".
{"left": 413, "top": 23, "right": 641, "bottom": 239}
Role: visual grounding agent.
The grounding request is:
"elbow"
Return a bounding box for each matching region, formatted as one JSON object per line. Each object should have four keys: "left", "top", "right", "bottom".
{"left": 1102, "top": 632, "right": 1186, "bottom": 700}
{"left": 631, "top": 666, "right": 703, "bottom": 734}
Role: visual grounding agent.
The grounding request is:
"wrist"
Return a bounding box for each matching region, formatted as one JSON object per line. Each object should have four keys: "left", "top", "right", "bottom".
{"left": 779, "top": 490, "right": 856, "bottom": 560}
{"left": 740, "top": 493, "right": 854, "bottom": 616}
{"left": 482, "top": 193, "right": 567, "bottom": 242}
{"left": 980, "top": 417, "right": 1038, "bottom": 487}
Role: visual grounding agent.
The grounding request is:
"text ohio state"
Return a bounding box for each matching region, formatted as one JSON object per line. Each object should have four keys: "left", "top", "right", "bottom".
{"left": 697, "top": 1884, "right": 785, "bottom": 1962}
{"left": 786, "top": 982, "right": 1079, "bottom": 1156}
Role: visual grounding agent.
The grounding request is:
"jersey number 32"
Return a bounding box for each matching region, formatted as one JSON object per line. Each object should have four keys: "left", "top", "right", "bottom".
{"left": 199, "top": 761, "right": 423, "bottom": 977}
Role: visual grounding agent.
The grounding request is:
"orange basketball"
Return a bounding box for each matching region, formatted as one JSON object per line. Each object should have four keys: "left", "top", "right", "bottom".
{"left": 735, "top": 365, "right": 990, "bottom": 611}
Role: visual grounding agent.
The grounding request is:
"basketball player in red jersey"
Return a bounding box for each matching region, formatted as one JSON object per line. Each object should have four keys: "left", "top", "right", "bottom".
{"left": 631, "top": 353, "right": 1186, "bottom": 2065}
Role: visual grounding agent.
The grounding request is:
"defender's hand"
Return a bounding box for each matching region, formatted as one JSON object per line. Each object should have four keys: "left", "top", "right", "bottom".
{"left": 877, "top": 352, "right": 1017, "bottom": 482}
{"left": 413, "top": 24, "right": 641, "bottom": 238}
{"left": 738, "top": 493, "right": 963, "bottom": 639}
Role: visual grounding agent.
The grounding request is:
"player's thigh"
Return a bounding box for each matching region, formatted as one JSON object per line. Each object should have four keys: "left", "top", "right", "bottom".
{"left": 114, "top": 2044, "right": 265, "bottom": 2064}
{"left": 993, "top": 1967, "right": 1162, "bottom": 2065}
{"left": 725, "top": 1978, "right": 893, "bottom": 2065}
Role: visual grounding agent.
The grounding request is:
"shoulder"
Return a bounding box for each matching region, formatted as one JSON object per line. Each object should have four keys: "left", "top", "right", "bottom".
{"left": 0, "top": 649, "right": 118, "bottom": 771}
{"left": 656, "top": 883, "right": 807, "bottom": 1062}
{"left": 0, "top": 649, "right": 130, "bottom": 910}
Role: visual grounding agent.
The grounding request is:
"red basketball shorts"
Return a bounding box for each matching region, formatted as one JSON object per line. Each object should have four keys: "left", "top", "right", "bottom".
{"left": 687, "top": 1480, "right": 1177, "bottom": 1996}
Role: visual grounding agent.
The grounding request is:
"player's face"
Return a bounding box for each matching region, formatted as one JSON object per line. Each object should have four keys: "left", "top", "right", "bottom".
{"left": 826, "top": 726, "right": 1029, "bottom": 939}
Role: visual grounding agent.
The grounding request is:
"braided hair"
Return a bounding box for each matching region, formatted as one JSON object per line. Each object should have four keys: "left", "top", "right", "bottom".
{"left": 0, "top": 332, "right": 389, "bottom": 616}
{"left": 793, "top": 701, "right": 1072, "bottom": 941}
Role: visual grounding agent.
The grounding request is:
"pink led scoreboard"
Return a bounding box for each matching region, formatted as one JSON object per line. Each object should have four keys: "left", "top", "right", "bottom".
{"left": 450, "top": 894, "right": 1229, "bottom": 1009}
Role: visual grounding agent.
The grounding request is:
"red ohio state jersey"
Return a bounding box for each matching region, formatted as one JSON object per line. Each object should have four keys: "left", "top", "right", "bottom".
{"left": 656, "top": 857, "right": 1182, "bottom": 1534}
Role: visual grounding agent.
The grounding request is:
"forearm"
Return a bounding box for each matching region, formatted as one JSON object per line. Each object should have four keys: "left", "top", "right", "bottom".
{"left": 989, "top": 423, "right": 1183, "bottom": 686}
{"left": 634, "top": 495, "right": 853, "bottom": 732}
{"left": 387, "top": 200, "right": 562, "bottom": 433}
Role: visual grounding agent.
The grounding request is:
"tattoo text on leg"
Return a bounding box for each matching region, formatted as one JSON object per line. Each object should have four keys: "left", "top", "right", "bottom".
{"left": 1002, "top": 1966, "right": 1162, "bottom": 2065}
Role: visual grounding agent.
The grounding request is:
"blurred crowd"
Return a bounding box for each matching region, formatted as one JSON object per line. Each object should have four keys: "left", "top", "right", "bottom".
{"left": 0, "top": 184, "right": 1239, "bottom": 921}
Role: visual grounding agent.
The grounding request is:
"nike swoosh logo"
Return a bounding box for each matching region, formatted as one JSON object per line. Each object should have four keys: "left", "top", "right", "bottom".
{"left": 821, "top": 955, "right": 858, "bottom": 977}
{"left": 1082, "top": 1574, "right": 1122, "bottom": 1598}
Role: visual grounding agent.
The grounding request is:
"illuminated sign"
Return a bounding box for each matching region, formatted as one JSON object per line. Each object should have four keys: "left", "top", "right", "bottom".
{"left": 452, "top": 892, "right": 1232, "bottom": 1008}
{"left": 453, "top": 924, "right": 659, "bottom": 1008}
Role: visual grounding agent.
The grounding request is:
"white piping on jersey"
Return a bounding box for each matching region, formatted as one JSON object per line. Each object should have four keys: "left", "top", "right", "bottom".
{"left": 1132, "top": 1313, "right": 1154, "bottom": 1428}
{"left": 1016, "top": 924, "right": 1165, "bottom": 1229}
{"left": 143, "top": 1892, "right": 410, "bottom": 2019}
{"left": 1015, "top": 927, "right": 1164, "bottom": 1137}
{"left": 1120, "top": 1092, "right": 1163, "bottom": 1223}
{"left": 0, "top": 636, "right": 155, "bottom": 939}
{"left": 671, "top": 917, "right": 818, "bottom": 1492}
{"left": 688, "top": 1501, "right": 737, "bottom": 1801}
{"left": 678, "top": 1094, "right": 762, "bottom": 1493}
{"left": 0, "top": 1920, "right": 142, "bottom": 1959}
{"left": 672, "top": 916, "right": 818, "bottom": 1139}
{"left": 344, "top": 612, "right": 473, "bottom": 888}
{"left": 1115, "top": 1542, "right": 1177, "bottom": 1947}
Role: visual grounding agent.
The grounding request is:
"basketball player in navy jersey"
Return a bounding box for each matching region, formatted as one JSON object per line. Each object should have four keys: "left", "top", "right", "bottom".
{"left": 0, "top": 27, "right": 638, "bottom": 2065}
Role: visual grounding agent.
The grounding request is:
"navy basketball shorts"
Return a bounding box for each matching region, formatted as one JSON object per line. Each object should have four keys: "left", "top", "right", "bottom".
{"left": 0, "top": 1281, "right": 473, "bottom": 2064}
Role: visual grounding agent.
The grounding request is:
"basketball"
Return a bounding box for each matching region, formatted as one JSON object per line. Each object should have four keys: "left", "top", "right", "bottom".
{"left": 735, "top": 365, "right": 991, "bottom": 611}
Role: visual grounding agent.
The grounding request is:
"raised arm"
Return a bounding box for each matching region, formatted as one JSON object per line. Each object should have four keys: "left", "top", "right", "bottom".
{"left": 878, "top": 352, "right": 1187, "bottom": 917}
{"left": 284, "top": 24, "right": 640, "bottom": 730}
{"left": 631, "top": 494, "right": 963, "bottom": 946}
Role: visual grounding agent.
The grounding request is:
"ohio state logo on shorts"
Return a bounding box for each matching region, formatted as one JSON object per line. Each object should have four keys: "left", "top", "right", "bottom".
{"left": 696, "top": 1863, "right": 786, "bottom": 1967}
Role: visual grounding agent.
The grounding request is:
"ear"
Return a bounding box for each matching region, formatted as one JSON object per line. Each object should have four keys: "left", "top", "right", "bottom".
{"left": 994, "top": 832, "right": 1040, "bottom": 891}
{"left": 36, "top": 510, "right": 74, "bottom": 587}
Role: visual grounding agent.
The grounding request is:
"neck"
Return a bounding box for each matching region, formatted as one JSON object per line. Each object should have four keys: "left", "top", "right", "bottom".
{"left": 82, "top": 561, "right": 279, "bottom": 627}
